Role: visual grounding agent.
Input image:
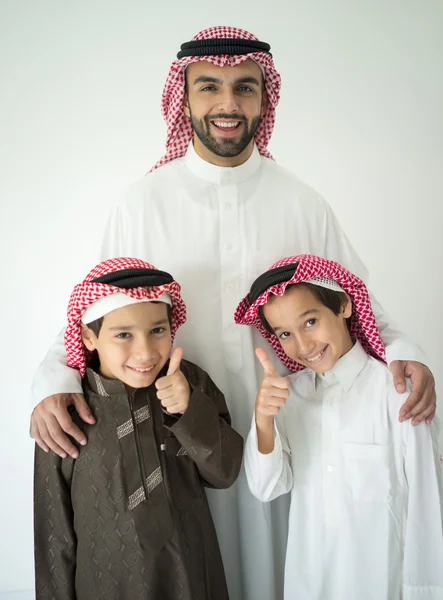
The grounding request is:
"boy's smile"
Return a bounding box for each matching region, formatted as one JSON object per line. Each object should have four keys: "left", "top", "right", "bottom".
{"left": 263, "top": 284, "right": 353, "bottom": 374}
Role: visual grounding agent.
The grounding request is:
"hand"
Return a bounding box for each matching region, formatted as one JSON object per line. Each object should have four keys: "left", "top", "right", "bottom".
{"left": 155, "top": 348, "right": 190, "bottom": 415}
{"left": 390, "top": 360, "right": 436, "bottom": 425}
{"left": 31, "top": 393, "right": 96, "bottom": 458}
{"left": 255, "top": 348, "right": 290, "bottom": 420}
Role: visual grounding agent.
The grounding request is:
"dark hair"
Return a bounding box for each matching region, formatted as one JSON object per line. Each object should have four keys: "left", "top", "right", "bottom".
{"left": 258, "top": 283, "right": 351, "bottom": 335}
{"left": 86, "top": 302, "right": 173, "bottom": 338}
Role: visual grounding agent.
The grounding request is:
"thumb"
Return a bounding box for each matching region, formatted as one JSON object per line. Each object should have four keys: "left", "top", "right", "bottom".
{"left": 167, "top": 347, "right": 183, "bottom": 376}
{"left": 256, "top": 348, "right": 277, "bottom": 376}
{"left": 389, "top": 360, "right": 407, "bottom": 393}
{"left": 72, "top": 393, "right": 96, "bottom": 424}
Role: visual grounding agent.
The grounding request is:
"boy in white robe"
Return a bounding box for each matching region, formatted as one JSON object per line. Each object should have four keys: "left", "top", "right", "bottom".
{"left": 235, "top": 254, "right": 443, "bottom": 600}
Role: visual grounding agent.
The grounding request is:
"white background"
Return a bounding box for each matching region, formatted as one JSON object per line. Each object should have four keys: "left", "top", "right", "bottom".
{"left": 1, "top": 0, "right": 442, "bottom": 596}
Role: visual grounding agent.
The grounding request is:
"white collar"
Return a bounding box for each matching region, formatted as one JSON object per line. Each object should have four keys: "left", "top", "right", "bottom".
{"left": 183, "top": 141, "right": 262, "bottom": 185}
{"left": 315, "top": 339, "right": 369, "bottom": 392}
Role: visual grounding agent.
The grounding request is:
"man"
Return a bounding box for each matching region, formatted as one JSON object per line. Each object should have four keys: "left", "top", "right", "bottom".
{"left": 31, "top": 26, "right": 436, "bottom": 600}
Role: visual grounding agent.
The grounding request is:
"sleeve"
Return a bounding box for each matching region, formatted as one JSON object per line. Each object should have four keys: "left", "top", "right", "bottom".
{"left": 100, "top": 201, "right": 133, "bottom": 260}
{"left": 164, "top": 362, "right": 244, "bottom": 489}
{"left": 34, "top": 444, "right": 77, "bottom": 599}
{"left": 321, "top": 201, "right": 427, "bottom": 367}
{"left": 31, "top": 328, "right": 82, "bottom": 408}
{"left": 244, "top": 413, "right": 293, "bottom": 502}
{"left": 402, "top": 418, "right": 443, "bottom": 599}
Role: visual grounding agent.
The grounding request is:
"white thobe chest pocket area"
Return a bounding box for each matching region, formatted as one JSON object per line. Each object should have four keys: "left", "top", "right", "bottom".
{"left": 342, "top": 443, "right": 392, "bottom": 503}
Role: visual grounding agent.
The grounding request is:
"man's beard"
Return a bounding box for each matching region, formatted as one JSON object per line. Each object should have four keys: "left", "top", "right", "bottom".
{"left": 189, "top": 111, "right": 261, "bottom": 158}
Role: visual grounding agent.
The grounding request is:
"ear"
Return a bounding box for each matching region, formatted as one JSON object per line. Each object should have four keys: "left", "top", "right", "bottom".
{"left": 81, "top": 323, "right": 98, "bottom": 351}
{"left": 342, "top": 294, "right": 353, "bottom": 319}
{"left": 183, "top": 95, "right": 191, "bottom": 119}
{"left": 261, "top": 89, "right": 269, "bottom": 116}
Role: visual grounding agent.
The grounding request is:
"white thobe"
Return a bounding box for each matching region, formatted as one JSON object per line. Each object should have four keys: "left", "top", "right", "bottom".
{"left": 246, "top": 341, "right": 443, "bottom": 600}
{"left": 32, "top": 143, "right": 428, "bottom": 600}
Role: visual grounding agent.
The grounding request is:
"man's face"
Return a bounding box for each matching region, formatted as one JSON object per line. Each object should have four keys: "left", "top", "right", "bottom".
{"left": 81, "top": 302, "right": 172, "bottom": 390}
{"left": 184, "top": 59, "right": 268, "bottom": 165}
{"left": 263, "top": 285, "right": 353, "bottom": 374}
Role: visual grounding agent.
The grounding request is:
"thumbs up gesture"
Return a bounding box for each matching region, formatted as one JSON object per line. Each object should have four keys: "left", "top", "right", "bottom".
{"left": 255, "top": 348, "right": 290, "bottom": 420}
{"left": 155, "top": 347, "right": 190, "bottom": 414}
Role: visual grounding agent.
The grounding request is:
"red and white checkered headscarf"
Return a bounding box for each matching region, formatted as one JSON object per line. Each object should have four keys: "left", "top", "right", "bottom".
{"left": 65, "top": 257, "right": 187, "bottom": 377}
{"left": 151, "top": 26, "right": 281, "bottom": 171}
{"left": 234, "top": 254, "right": 386, "bottom": 373}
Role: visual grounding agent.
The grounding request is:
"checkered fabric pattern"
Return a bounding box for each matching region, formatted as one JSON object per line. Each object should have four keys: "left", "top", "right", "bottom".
{"left": 150, "top": 26, "right": 281, "bottom": 171}
{"left": 234, "top": 254, "right": 386, "bottom": 373}
{"left": 65, "top": 257, "right": 187, "bottom": 376}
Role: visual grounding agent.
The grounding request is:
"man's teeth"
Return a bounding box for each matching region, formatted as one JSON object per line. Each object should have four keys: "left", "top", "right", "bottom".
{"left": 131, "top": 366, "right": 153, "bottom": 373}
{"left": 306, "top": 350, "right": 324, "bottom": 362}
{"left": 213, "top": 121, "right": 240, "bottom": 128}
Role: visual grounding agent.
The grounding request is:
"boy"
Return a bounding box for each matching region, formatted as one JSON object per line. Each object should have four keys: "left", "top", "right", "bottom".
{"left": 235, "top": 254, "right": 443, "bottom": 600}
{"left": 34, "top": 257, "right": 243, "bottom": 600}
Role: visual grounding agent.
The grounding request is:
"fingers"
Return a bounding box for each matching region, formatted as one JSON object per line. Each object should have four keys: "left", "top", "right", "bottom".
{"left": 256, "top": 395, "right": 287, "bottom": 417}
{"left": 72, "top": 393, "right": 96, "bottom": 425}
{"left": 402, "top": 384, "right": 436, "bottom": 426}
{"left": 159, "top": 393, "right": 187, "bottom": 415}
{"left": 57, "top": 411, "right": 87, "bottom": 448}
{"left": 389, "top": 360, "right": 407, "bottom": 393}
{"left": 256, "top": 348, "right": 277, "bottom": 376}
{"left": 425, "top": 407, "right": 437, "bottom": 425}
{"left": 156, "top": 367, "right": 190, "bottom": 415}
{"left": 259, "top": 385, "right": 290, "bottom": 399}
{"left": 167, "top": 347, "right": 183, "bottom": 376}
{"left": 31, "top": 393, "right": 91, "bottom": 458}
{"left": 398, "top": 362, "right": 435, "bottom": 424}
{"left": 31, "top": 416, "right": 49, "bottom": 453}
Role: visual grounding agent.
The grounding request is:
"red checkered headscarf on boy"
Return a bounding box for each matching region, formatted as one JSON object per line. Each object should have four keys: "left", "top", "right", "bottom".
{"left": 234, "top": 254, "right": 385, "bottom": 373}
{"left": 65, "top": 257, "right": 187, "bottom": 377}
{"left": 151, "top": 26, "right": 281, "bottom": 171}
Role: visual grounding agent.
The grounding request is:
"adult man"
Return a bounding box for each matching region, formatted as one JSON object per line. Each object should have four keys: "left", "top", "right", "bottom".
{"left": 31, "top": 26, "right": 436, "bottom": 600}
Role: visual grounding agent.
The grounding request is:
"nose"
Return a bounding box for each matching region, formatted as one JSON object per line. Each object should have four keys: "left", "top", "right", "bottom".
{"left": 132, "top": 335, "right": 156, "bottom": 362}
{"left": 217, "top": 88, "right": 240, "bottom": 114}
{"left": 294, "top": 331, "right": 316, "bottom": 358}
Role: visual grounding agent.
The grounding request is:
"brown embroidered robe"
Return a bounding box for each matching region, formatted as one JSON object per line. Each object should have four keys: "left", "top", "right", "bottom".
{"left": 34, "top": 358, "right": 243, "bottom": 600}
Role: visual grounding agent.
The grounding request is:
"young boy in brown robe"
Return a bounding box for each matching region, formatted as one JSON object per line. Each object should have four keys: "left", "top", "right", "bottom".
{"left": 34, "top": 257, "right": 243, "bottom": 600}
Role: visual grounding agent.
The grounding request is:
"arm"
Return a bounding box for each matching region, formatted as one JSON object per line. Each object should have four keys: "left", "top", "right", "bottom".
{"left": 164, "top": 360, "right": 244, "bottom": 489}
{"left": 32, "top": 328, "right": 82, "bottom": 403}
{"left": 245, "top": 414, "right": 293, "bottom": 502}
{"left": 322, "top": 201, "right": 436, "bottom": 423}
{"left": 34, "top": 444, "right": 77, "bottom": 599}
{"left": 29, "top": 202, "right": 126, "bottom": 452}
{"left": 402, "top": 419, "right": 443, "bottom": 599}
{"left": 245, "top": 348, "right": 293, "bottom": 501}
{"left": 31, "top": 330, "right": 94, "bottom": 458}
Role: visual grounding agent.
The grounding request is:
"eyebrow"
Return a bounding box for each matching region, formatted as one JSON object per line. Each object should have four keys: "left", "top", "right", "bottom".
{"left": 272, "top": 309, "right": 320, "bottom": 332}
{"left": 193, "top": 75, "right": 261, "bottom": 87}
{"left": 108, "top": 319, "right": 169, "bottom": 331}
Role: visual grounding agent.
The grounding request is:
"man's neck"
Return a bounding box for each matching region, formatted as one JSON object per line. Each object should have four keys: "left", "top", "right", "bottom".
{"left": 192, "top": 136, "right": 254, "bottom": 167}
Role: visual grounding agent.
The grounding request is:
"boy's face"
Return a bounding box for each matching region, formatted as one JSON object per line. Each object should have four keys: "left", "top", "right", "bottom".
{"left": 262, "top": 285, "right": 353, "bottom": 374}
{"left": 81, "top": 302, "right": 172, "bottom": 389}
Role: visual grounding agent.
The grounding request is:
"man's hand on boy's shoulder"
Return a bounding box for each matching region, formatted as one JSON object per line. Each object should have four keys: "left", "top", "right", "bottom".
{"left": 390, "top": 360, "right": 436, "bottom": 426}
{"left": 155, "top": 347, "right": 191, "bottom": 415}
{"left": 31, "top": 392, "right": 96, "bottom": 459}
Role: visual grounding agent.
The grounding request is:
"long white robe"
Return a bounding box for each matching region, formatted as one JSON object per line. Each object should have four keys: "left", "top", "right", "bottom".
{"left": 32, "top": 143, "right": 427, "bottom": 600}
{"left": 246, "top": 340, "right": 443, "bottom": 600}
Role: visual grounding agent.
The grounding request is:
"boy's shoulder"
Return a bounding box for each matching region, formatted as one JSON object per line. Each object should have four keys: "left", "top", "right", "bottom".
{"left": 287, "top": 367, "right": 316, "bottom": 395}
{"left": 364, "top": 355, "right": 412, "bottom": 394}
{"left": 179, "top": 358, "right": 223, "bottom": 396}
